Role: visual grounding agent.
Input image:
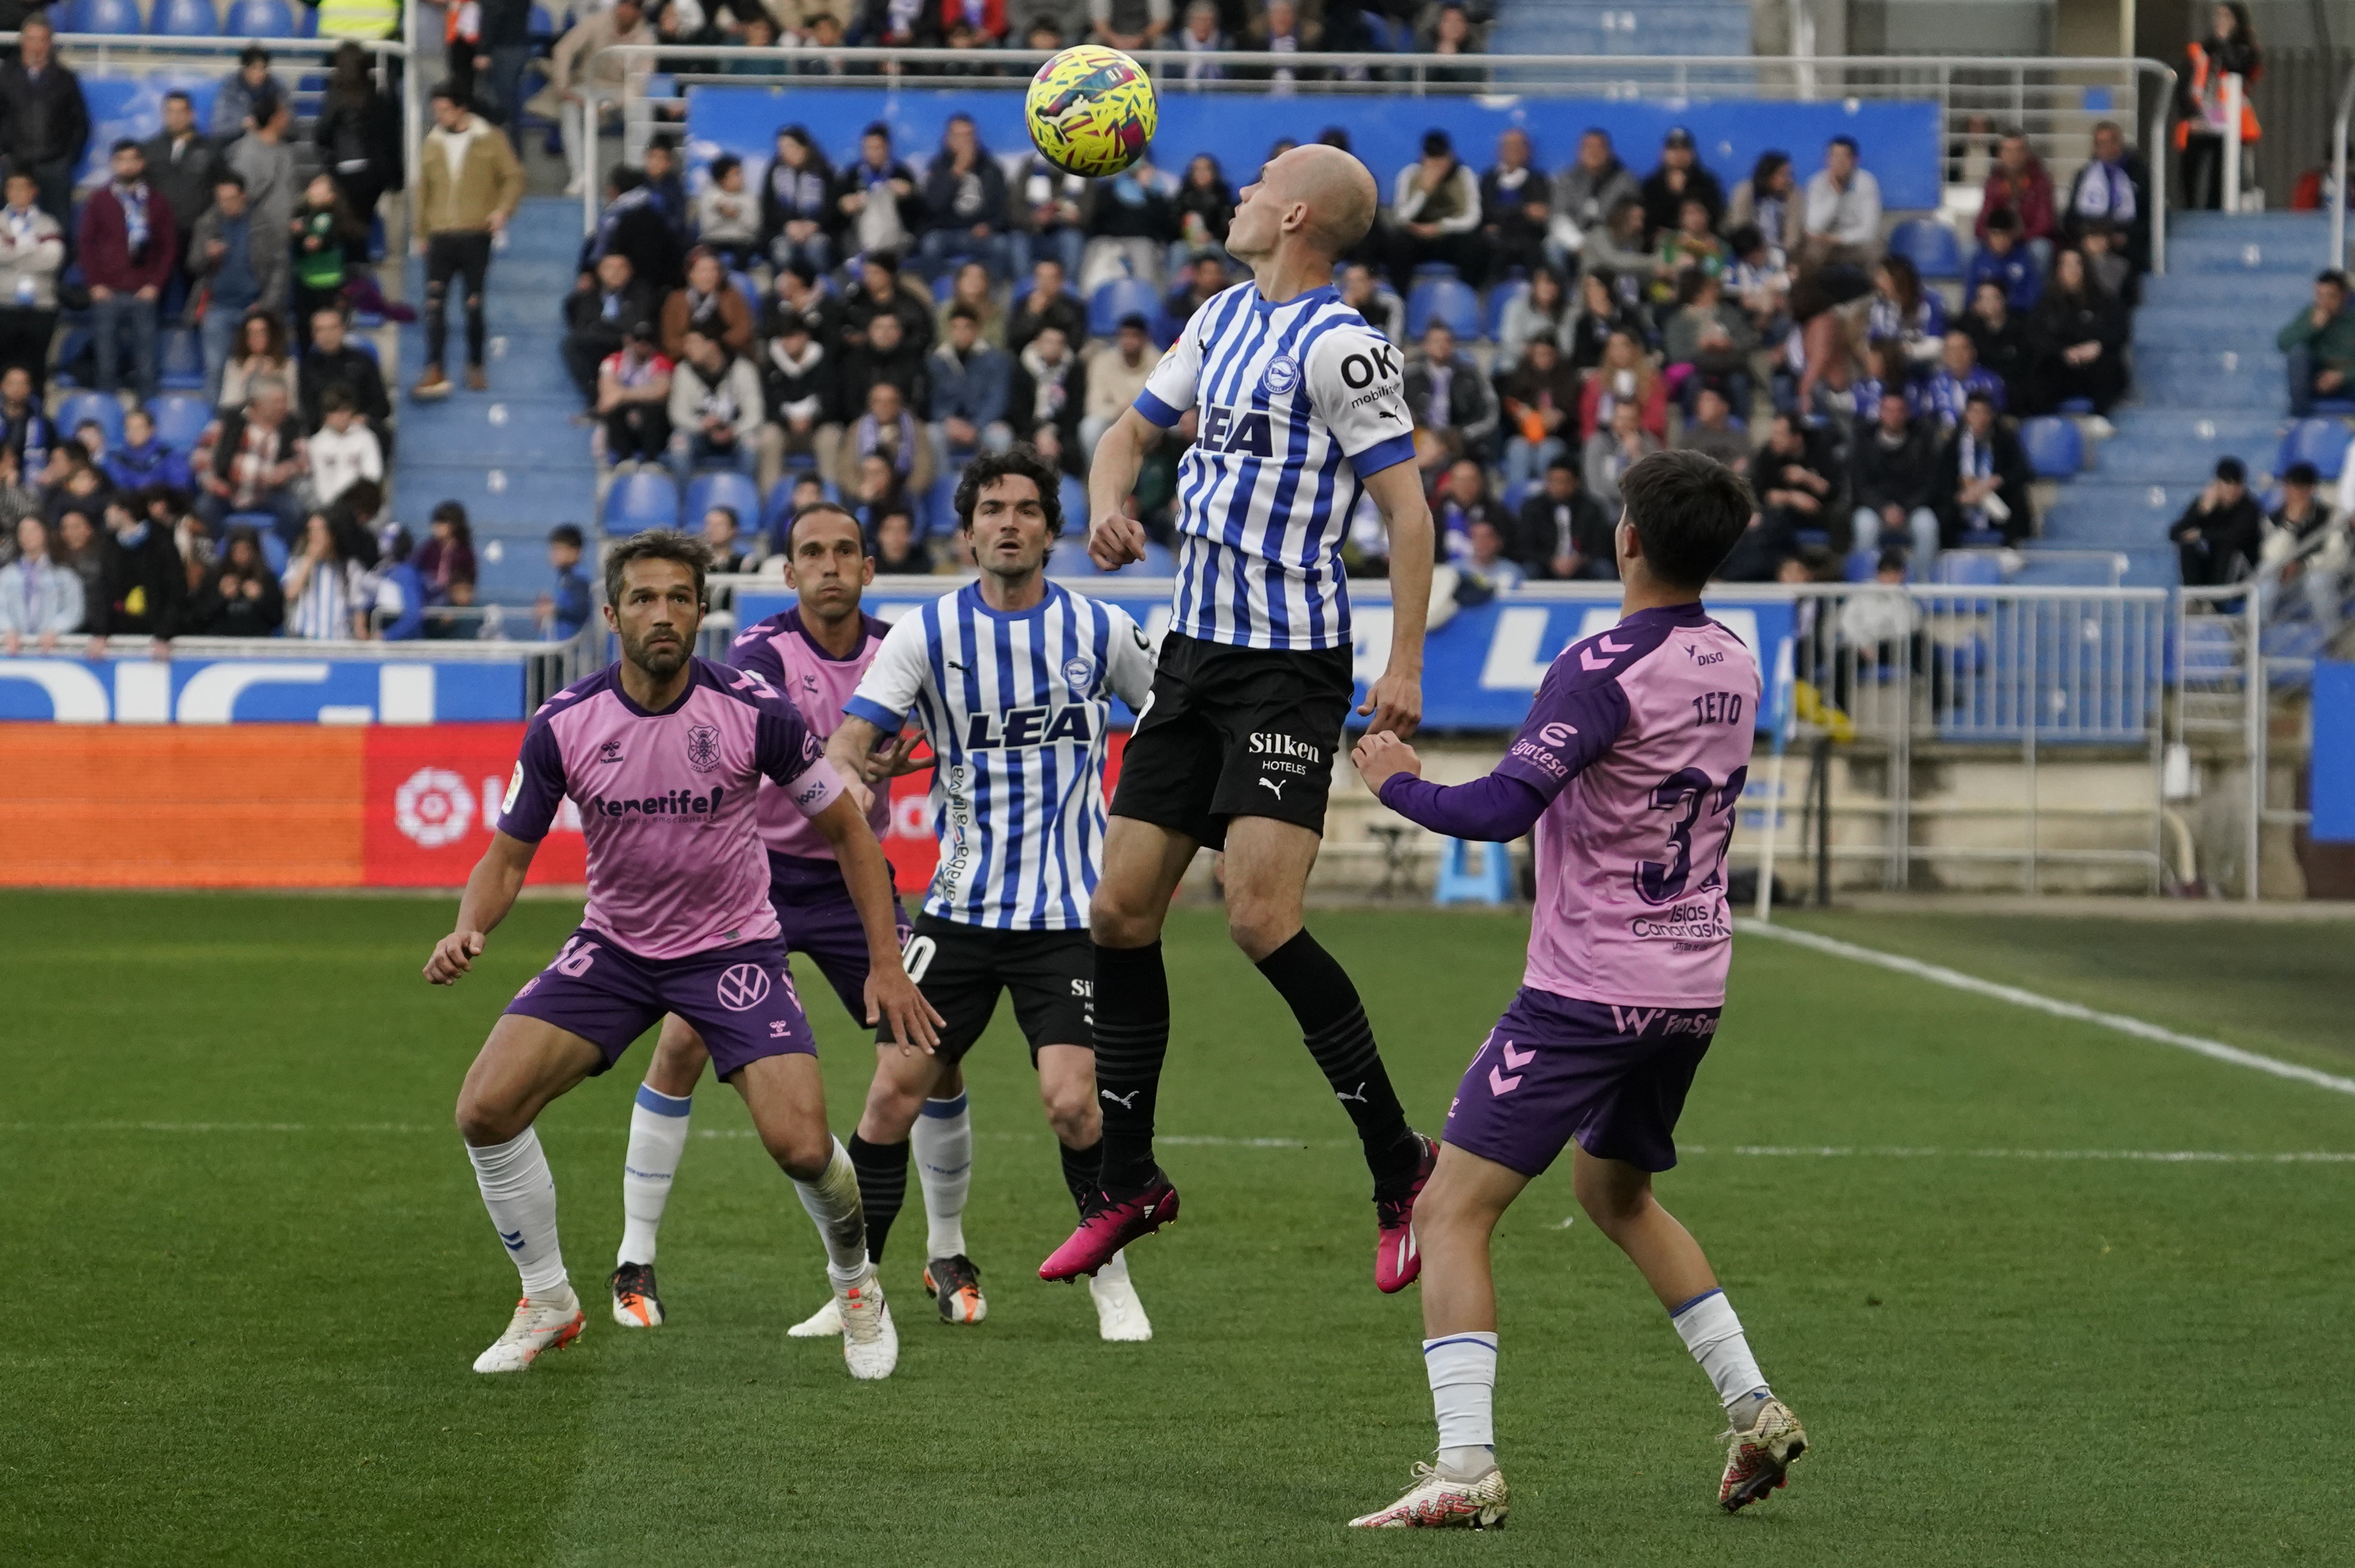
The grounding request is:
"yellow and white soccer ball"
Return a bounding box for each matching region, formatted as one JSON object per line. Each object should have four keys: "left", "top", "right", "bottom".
{"left": 1024, "top": 44, "right": 1158, "bottom": 179}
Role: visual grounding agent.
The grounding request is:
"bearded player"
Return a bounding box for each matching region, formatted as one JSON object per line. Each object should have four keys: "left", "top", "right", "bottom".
{"left": 1045, "top": 143, "right": 1441, "bottom": 1292}
{"left": 1346, "top": 452, "right": 1806, "bottom": 1528}
{"left": 425, "top": 529, "right": 941, "bottom": 1381}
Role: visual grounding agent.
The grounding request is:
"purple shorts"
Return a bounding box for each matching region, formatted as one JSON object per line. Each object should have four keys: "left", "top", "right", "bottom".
{"left": 505, "top": 924, "right": 816, "bottom": 1080}
{"left": 768, "top": 851, "right": 911, "bottom": 1024}
{"left": 1442, "top": 987, "right": 1721, "bottom": 1177}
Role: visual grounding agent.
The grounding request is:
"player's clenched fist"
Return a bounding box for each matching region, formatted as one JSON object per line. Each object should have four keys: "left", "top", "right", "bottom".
{"left": 425, "top": 931, "right": 487, "bottom": 985}
{"left": 866, "top": 966, "right": 946, "bottom": 1054}
{"left": 1352, "top": 730, "right": 1423, "bottom": 793}
{"left": 1087, "top": 508, "right": 1147, "bottom": 571}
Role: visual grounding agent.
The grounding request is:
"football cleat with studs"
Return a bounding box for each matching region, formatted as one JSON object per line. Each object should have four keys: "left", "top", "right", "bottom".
{"left": 1373, "top": 1133, "right": 1441, "bottom": 1294}
{"left": 1040, "top": 1171, "right": 1180, "bottom": 1281}
{"left": 608, "top": 1261, "right": 663, "bottom": 1328}
{"left": 922, "top": 1254, "right": 988, "bottom": 1324}
{"left": 1348, "top": 1461, "right": 1511, "bottom": 1529}
{"left": 472, "top": 1290, "right": 586, "bottom": 1374}
{"left": 1719, "top": 1394, "right": 1808, "bottom": 1511}
{"left": 837, "top": 1267, "right": 899, "bottom": 1379}
{"left": 787, "top": 1294, "right": 841, "bottom": 1337}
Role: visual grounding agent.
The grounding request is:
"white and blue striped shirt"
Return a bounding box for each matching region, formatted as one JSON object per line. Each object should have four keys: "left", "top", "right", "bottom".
{"left": 843, "top": 581, "right": 1156, "bottom": 931}
{"left": 1134, "top": 281, "right": 1415, "bottom": 651}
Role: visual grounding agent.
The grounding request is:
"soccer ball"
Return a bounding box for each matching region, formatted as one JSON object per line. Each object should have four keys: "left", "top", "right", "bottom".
{"left": 1025, "top": 45, "right": 1157, "bottom": 179}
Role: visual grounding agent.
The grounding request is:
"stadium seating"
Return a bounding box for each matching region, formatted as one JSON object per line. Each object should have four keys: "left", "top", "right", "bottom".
{"left": 155, "top": 0, "right": 224, "bottom": 36}
{"left": 684, "top": 469, "right": 761, "bottom": 529}
{"left": 1935, "top": 552, "right": 2006, "bottom": 587}
{"left": 76, "top": 0, "right": 144, "bottom": 34}
{"left": 1484, "top": 278, "right": 1528, "bottom": 343}
{"left": 1405, "top": 275, "right": 1480, "bottom": 341}
{"left": 147, "top": 394, "right": 213, "bottom": 452}
{"left": 55, "top": 391, "right": 125, "bottom": 448}
{"left": 224, "top": 0, "right": 298, "bottom": 37}
{"left": 2288, "top": 417, "right": 2352, "bottom": 479}
{"left": 603, "top": 471, "right": 682, "bottom": 535}
{"left": 2020, "top": 417, "right": 2084, "bottom": 479}
{"left": 1087, "top": 278, "right": 1159, "bottom": 340}
{"left": 1887, "top": 220, "right": 1962, "bottom": 280}
{"left": 159, "top": 327, "right": 206, "bottom": 393}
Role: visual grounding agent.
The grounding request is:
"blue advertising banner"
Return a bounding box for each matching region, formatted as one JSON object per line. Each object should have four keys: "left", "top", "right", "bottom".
{"left": 686, "top": 87, "right": 1944, "bottom": 210}
{"left": 729, "top": 579, "right": 1797, "bottom": 735}
{"left": 0, "top": 657, "right": 528, "bottom": 725}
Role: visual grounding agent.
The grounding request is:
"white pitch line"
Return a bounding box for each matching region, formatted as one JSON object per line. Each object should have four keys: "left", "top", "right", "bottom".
{"left": 1685, "top": 1145, "right": 2355, "bottom": 1164}
{"left": 1738, "top": 918, "right": 2355, "bottom": 1099}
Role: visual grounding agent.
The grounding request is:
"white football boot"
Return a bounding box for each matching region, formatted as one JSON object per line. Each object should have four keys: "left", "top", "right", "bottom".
{"left": 1088, "top": 1250, "right": 1152, "bottom": 1342}
{"left": 836, "top": 1266, "right": 899, "bottom": 1379}
{"left": 473, "top": 1289, "right": 586, "bottom": 1374}
{"left": 787, "top": 1295, "right": 843, "bottom": 1337}
{"left": 1348, "top": 1460, "right": 1511, "bottom": 1529}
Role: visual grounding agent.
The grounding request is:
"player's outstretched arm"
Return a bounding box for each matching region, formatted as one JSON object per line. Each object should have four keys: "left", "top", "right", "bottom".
{"left": 1084, "top": 407, "right": 1155, "bottom": 570}
{"left": 824, "top": 715, "right": 892, "bottom": 812}
{"left": 424, "top": 831, "right": 538, "bottom": 985}
{"left": 808, "top": 791, "right": 944, "bottom": 1053}
{"left": 1353, "top": 732, "right": 1549, "bottom": 845}
{"left": 1359, "top": 459, "right": 1434, "bottom": 740}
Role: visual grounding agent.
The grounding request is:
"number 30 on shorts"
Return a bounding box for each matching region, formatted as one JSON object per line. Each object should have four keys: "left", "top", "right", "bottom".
{"left": 900, "top": 931, "right": 938, "bottom": 984}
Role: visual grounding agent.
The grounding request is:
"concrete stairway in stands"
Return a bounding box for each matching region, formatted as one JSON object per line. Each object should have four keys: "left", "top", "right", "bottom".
{"left": 2040, "top": 211, "right": 2328, "bottom": 586}
{"left": 392, "top": 195, "right": 592, "bottom": 605}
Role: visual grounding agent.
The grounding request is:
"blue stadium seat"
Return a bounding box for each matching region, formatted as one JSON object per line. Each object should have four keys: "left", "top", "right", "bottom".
{"left": 155, "top": 0, "right": 224, "bottom": 36}
{"left": 145, "top": 394, "right": 213, "bottom": 452}
{"left": 76, "top": 0, "right": 143, "bottom": 33}
{"left": 1935, "top": 551, "right": 2005, "bottom": 586}
{"left": 602, "top": 470, "right": 681, "bottom": 535}
{"left": 2055, "top": 397, "right": 2096, "bottom": 415}
{"left": 1087, "top": 278, "right": 1159, "bottom": 340}
{"left": 2290, "top": 416, "right": 2353, "bottom": 479}
{"left": 224, "top": 0, "right": 298, "bottom": 37}
{"left": 159, "top": 327, "right": 206, "bottom": 391}
{"left": 54, "top": 391, "right": 124, "bottom": 448}
{"left": 2019, "top": 416, "right": 2083, "bottom": 479}
{"left": 528, "top": 3, "right": 559, "bottom": 40}
{"left": 1888, "top": 220, "right": 1962, "bottom": 280}
{"left": 1405, "top": 276, "right": 1480, "bottom": 341}
{"left": 730, "top": 270, "right": 762, "bottom": 323}
{"left": 256, "top": 526, "right": 289, "bottom": 576}
{"left": 931, "top": 272, "right": 958, "bottom": 303}
{"left": 1844, "top": 549, "right": 1881, "bottom": 582}
{"left": 684, "top": 469, "right": 760, "bottom": 528}
{"left": 1483, "top": 278, "right": 1528, "bottom": 343}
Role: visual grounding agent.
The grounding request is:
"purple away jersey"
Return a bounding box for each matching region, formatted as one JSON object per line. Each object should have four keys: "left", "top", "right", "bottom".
{"left": 726, "top": 607, "right": 894, "bottom": 861}
{"left": 497, "top": 658, "right": 846, "bottom": 962}
{"left": 1491, "top": 602, "right": 1761, "bottom": 1010}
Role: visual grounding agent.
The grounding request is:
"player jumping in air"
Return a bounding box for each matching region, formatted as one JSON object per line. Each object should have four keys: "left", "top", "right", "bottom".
{"left": 1046, "top": 143, "right": 1443, "bottom": 1292}
{"left": 821, "top": 448, "right": 1160, "bottom": 1340}
{"left": 599, "top": 505, "right": 980, "bottom": 1332}
{"left": 1345, "top": 452, "right": 1806, "bottom": 1528}
{"left": 425, "top": 530, "right": 940, "bottom": 1380}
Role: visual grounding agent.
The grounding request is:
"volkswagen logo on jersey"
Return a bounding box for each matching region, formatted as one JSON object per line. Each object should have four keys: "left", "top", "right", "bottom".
{"left": 716, "top": 963, "right": 772, "bottom": 1012}
{"left": 684, "top": 724, "right": 722, "bottom": 772}
{"left": 1261, "top": 353, "right": 1301, "bottom": 396}
{"left": 1061, "top": 655, "right": 1095, "bottom": 697}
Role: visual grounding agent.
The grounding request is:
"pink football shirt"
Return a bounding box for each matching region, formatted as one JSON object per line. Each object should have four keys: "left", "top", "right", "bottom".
{"left": 1491, "top": 603, "right": 1761, "bottom": 1008}
{"left": 498, "top": 658, "right": 845, "bottom": 960}
{"left": 727, "top": 607, "right": 893, "bottom": 861}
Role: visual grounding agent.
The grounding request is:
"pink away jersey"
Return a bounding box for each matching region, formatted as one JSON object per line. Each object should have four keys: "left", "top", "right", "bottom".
{"left": 1491, "top": 603, "right": 1761, "bottom": 1009}
{"left": 726, "top": 607, "right": 894, "bottom": 861}
{"left": 497, "top": 658, "right": 846, "bottom": 960}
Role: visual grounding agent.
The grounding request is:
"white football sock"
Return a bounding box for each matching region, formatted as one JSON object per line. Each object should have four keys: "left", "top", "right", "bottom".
{"left": 1096, "top": 1247, "right": 1132, "bottom": 1285}
{"left": 617, "top": 1084, "right": 693, "bottom": 1266}
{"left": 795, "top": 1137, "right": 870, "bottom": 1288}
{"left": 467, "top": 1127, "right": 569, "bottom": 1299}
{"left": 911, "top": 1091, "right": 973, "bottom": 1260}
{"left": 1670, "top": 1289, "right": 1770, "bottom": 1409}
{"left": 1425, "top": 1331, "right": 1498, "bottom": 1475}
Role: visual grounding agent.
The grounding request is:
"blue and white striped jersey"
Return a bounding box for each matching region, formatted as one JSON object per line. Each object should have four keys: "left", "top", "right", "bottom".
{"left": 842, "top": 581, "right": 1156, "bottom": 931}
{"left": 1134, "top": 281, "right": 1416, "bottom": 652}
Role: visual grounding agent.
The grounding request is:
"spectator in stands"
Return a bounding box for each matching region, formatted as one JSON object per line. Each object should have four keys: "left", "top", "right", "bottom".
{"left": 1658, "top": 196, "right": 1727, "bottom": 284}
{"left": 80, "top": 141, "right": 177, "bottom": 405}
{"left": 1802, "top": 135, "right": 1881, "bottom": 268}
{"left": 1742, "top": 410, "right": 1838, "bottom": 565}
{"left": 929, "top": 302, "right": 1014, "bottom": 464}
{"left": 756, "top": 316, "right": 839, "bottom": 491}
{"left": 842, "top": 251, "right": 935, "bottom": 353}
{"left": 187, "top": 173, "right": 285, "bottom": 409}
{"left": 2279, "top": 270, "right": 2355, "bottom": 417}
{"left": 309, "top": 389, "right": 383, "bottom": 507}
{"left": 1460, "top": 516, "right": 1520, "bottom": 587}
{"left": 1008, "top": 256, "right": 1087, "bottom": 355}
{"left": 1237, "top": 0, "right": 1320, "bottom": 79}
{"left": 282, "top": 511, "right": 366, "bottom": 640}
{"left": 765, "top": 256, "right": 842, "bottom": 348}
{"left": 2178, "top": 3, "right": 2262, "bottom": 212}
{"left": 1639, "top": 126, "right": 1724, "bottom": 245}
{"left": 141, "top": 92, "right": 212, "bottom": 316}
{"left": 842, "top": 308, "right": 929, "bottom": 416}
{"left": 416, "top": 501, "right": 478, "bottom": 608}
{"left": 695, "top": 155, "right": 760, "bottom": 274}
{"left": 841, "top": 384, "right": 933, "bottom": 502}
{"left": 0, "top": 171, "right": 61, "bottom": 390}
{"left": 1675, "top": 384, "right": 1750, "bottom": 475}
{"left": 1512, "top": 457, "right": 1612, "bottom": 579}
{"left": 2034, "top": 249, "right": 2129, "bottom": 422}
{"left": 1405, "top": 321, "right": 1499, "bottom": 463}
{"left": 1548, "top": 129, "right": 1639, "bottom": 271}
{"left": 2077, "top": 218, "right": 2134, "bottom": 302}
{"left": 919, "top": 114, "right": 1012, "bottom": 281}
{"left": 935, "top": 261, "right": 1004, "bottom": 349}
{"left": 643, "top": 137, "right": 691, "bottom": 241}
{"left": 563, "top": 252, "right": 654, "bottom": 409}
{"left": 2171, "top": 456, "right": 2265, "bottom": 584}
{"left": 228, "top": 92, "right": 299, "bottom": 261}
{"left": 194, "top": 377, "right": 306, "bottom": 540}
{"left": 703, "top": 505, "right": 754, "bottom": 575}
{"left": 1478, "top": 128, "right": 1549, "bottom": 282}
{"left": 1387, "top": 129, "right": 1483, "bottom": 290}
{"left": 1916, "top": 329, "right": 2004, "bottom": 430}
{"left": 586, "top": 170, "right": 682, "bottom": 297}
{"left": 43, "top": 443, "right": 112, "bottom": 529}
{"left": 0, "top": 17, "right": 86, "bottom": 233}
{"left": 218, "top": 309, "right": 295, "bottom": 414}
{"left": 1080, "top": 312, "right": 1159, "bottom": 457}
{"left": 2066, "top": 120, "right": 2151, "bottom": 281}
{"left": 1494, "top": 333, "right": 1579, "bottom": 486}
{"left": 1965, "top": 280, "right": 2038, "bottom": 411}
{"left": 1728, "top": 151, "right": 1801, "bottom": 266}
{"left": 212, "top": 44, "right": 285, "bottom": 145}
{"left": 1565, "top": 270, "right": 1637, "bottom": 372}
{"left": 1725, "top": 222, "right": 1792, "bottom": 335}
{"left": 1172, "top": 153, "right": 1234, "bottom": 268}
{"left": 2262, "top": 460, "right": 2334, "bottom": 569}
{"left": 1493, "top": 266, "right": 1570, "bottom": 371}
{"left": 192, "top": 524, "right": 282, "bottom": 636}
{"left": 1008, "top": 322, "right": 1086, "bottom": 453}
{"left": 1964, "top": 207, "right": 2042, "bottom": 313}
{"left": 1011, "top": 151, "right": 1088, "bottom": 283}
{"left": 413, "top": 83, "right": 525, "bottom": 400}
{"left": 1080, "top": 154, "right": 1178, "bottom": 290}
{"left": 1421, "top": 2, "right": 1486, "bottom": 84}
{"left": 106, "top": 407, "right": 193, "bottom": 495}
{"left": 478, "top": 0, "right": 538, "bottom": 151}
{"left": 537, "top": 524, "right": 591, "bottom": 640}
{"left": 760, "top": 127, "right": 841, "bottom": 276}
{"left": 0, "top": 364, "right": 49, "bottom": 474}
{"left": 661, "top": 247, "right": 755, "bottom": 361}
{"left": 836, "top": 121, "right": 926, "bottom": 263}
{"left": 546, "top": 0, "right": 652, "bottom": 198}
{"left": 299, "top": 308, "right": 390, "bottom": 435}
{"left": 0, "top": 513, "right": 77, "bottom": 653}
{"left": 1433, "top": 458, "right": 1499, "bottom": 560}
{"left": 1977, "top": 130, "right": 2056, "bottom": 268}
{"left": 1580, "top": 196, "right": 1660, "bottom": 308}
{"left": 1577, "top": 327, "right": 1664, "bottom": 442}
{"left": 1155, "top": 251, "right": 1228, "bottom": 345}
{"left": 1934, "top": 391, "right": 2033, "bottom": 547}
{"left": 87, "top": 493, "right": 187, "bottom": 656}
{"left": 358, "top": 525, "right": 420, "bottom": 641}
{"left": 668, "top": 328, "right": 764, "bottom": 479}
{"left": 1849, "top": 389, "right": 1941, "bottom": 567}
{"left": 1866, "top": 253, "right": 1945, "bottom": 366}
{"left": 1583, "top": 398, "right": 1660, "bottom": 517}
{"left": 316, "top": 43, "right": 402, "bottom": 229}
{"left": 599, "top": 320, "right": 674, "bottom": 470}
{"left": 873, "top": 504, "right": 929, "bottom": 572}
{"left": 1171, "top": 0, "right": 1227, "bottom": 80}
{"left": 1663, "top": 270, "right": 1756, "bottom": 412}
{"left": 1333, "top": 262, "right": 1399, "bottom": 343}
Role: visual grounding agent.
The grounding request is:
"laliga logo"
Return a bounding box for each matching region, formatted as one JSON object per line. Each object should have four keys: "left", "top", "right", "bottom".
{"left": 395, "top": 767, "right": 476, "bottom": 848}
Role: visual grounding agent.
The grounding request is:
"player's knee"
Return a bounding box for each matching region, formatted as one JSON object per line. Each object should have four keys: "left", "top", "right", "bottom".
{"left": 1041, "top": 1077, "right": 1096, "bottom": 1144}
{"left": 1574, "top": 1177, "right": 1653, "bottom": 1239}
{"left": 454, "top": 1088, "right": 525, "bottom": 1147}
{"left": 1223, "top": 897, "right": 1296, "bottom": 962}
{"left": 1088, "top": 889, "right": 1159, "bottom": 948}
{"left": 763, "top": 1122, "right": 835, "bottom": 1181}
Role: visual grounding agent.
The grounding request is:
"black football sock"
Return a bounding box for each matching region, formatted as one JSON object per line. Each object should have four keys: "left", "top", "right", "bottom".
{"left": 1060, "top": 1137, "right": 1105, "bottom": 1214}
{"left": 1091, "top": 940, "right": 1169, "bottom": 1194}
{"left": 1255, "top": 928, "right": 1421, "bottom": 1190}
{"left": 845, "top": 1133, "right": 909, "bottom": 1264}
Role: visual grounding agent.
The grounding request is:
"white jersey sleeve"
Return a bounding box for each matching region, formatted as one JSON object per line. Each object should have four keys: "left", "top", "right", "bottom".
{"left": 840, "top": 612, "right": 934, "bottom": 734}
{"left": 1303, "top": 322, "right": 1416, "bottom": 476}
{"left": 1133, "top": 298, "right": 1210, "bottom": 428}
{"left": 1104, "top": 605, "right": 1157, "bottom": 707}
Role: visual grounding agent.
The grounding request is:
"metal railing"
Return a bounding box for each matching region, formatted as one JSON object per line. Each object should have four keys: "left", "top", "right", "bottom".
{"left": 581, "top": 47, "right": 2177, "bottom": 270}
{"left": 23, "top": 624, "right": 600, "bottom": 709}
{"left": 2330, "top": 66, "right": 2355, "bottom": 266}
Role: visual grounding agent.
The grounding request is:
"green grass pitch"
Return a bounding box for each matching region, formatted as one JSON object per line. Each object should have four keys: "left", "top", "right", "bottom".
{"left": 4, "top": 891, "right": 2350, "bottom": 1565}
